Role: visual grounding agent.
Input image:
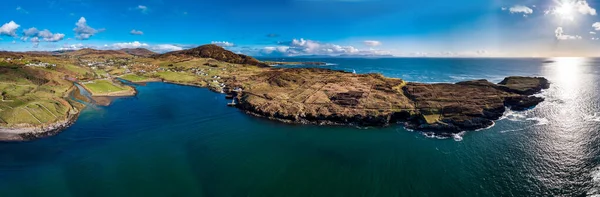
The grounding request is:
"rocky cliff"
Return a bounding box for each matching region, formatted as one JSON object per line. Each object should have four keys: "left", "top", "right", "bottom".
{"left": 232, "top": 68, "right": 549, "bottom": 134}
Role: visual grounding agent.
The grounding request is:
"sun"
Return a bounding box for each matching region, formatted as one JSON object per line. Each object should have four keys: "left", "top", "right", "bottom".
{"left": 555, "top": 0, "right": 575, "bottom": 20}
{"left": 556, "top": 2, "right": 574, "bottom": 16}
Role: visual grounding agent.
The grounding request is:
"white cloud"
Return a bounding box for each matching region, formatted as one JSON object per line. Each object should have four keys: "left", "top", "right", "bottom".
{"left": 73, "top": 17, "right": 100, "bottom": 40}
{"left": 30, "top": 37, "right": 39, "bottom": 43}
{"left": 591, "top": 31, "right": 597, "bottom": 34}
{"left": 59, "top": 43, "right": 85, "bottom": 50}
{"left": 211, "top": 41, "right": 235, "bottom": 47}
{"left": 256, "top": 38, "right": 390, "bottom": 57}
{"left": 23, "top": 27, "right": 38, "bottom": 36}
{"left": 0, "top": 21, "right": 20, "bottom": 37}
{"left": 130, "top": 29, "right": 144, "bottom": 35}
{"left": 508, "top": 5, "right": 533, "bottom": 15}
{"left": 11, "top": 40, "right": 16, "bottom": 44}
{"left": 112, "top": 41, "right": 149, "bottom": 48}
{"left": 363, "top": 40, "right": 381, "bottom": 47}
{"left": 16, "top": 6, "right": 28, "bottom": 14}
{"left": 289, "top": 38, "right": 359, "bottom": 54}
{"left": 593, "top": 22, "right": 600, "bottom": 30}
{"left": 261, "top": 46, "right": 289, "bottom": 54}
{"left": 108, "top": 41, "right": 183, "bottom": 53}
{"left": 575, "top": 0, "right": 596, "bottom": 15}
{"left": 150, "top": 44, "right": 183, "bottom": 52}
{"left": 546, "top": 0, "right": 596, "bottom": 17}
{"left": 37, "top": 29, "right": 65, "bottom": 42}
{"left": 555, "top": 27, "right": 582, "bottom": 40}
{"left": 21, "top": 27, "right": 64, "bottom": 42}
{"left": 57, "top": 41, "right": 183, "bottom": 53}
{"left": 136, "top": 5, "right": 149, "bottom": 13}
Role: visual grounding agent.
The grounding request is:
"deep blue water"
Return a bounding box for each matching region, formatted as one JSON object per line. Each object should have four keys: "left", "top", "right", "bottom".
{"left": 1, "top": 57, "right": 600, "bottom": 196}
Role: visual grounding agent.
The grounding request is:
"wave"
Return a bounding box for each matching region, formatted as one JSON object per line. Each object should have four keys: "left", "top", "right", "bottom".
{"left": 324, "top": 63, "right": 338, "bottom": 66}
{"left": 526, "top": 117, "right": 549, "bottom": 125}
{"left": 475, "top": 121, "right": 496, "bottom": 131}
{"left": 452, "top": 131, "right": 466, "bottom": 141}
{"left": 417, "top": 131, "right": 465, "bottom": 141}
{"left": 500, "top": 109, "right": 528, "bottom": 121}
{"left": 499, "top": 127, "right": 527, "bottom": 133}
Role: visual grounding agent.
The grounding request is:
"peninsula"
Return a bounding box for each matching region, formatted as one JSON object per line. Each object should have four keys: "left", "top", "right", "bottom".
{"left": 0, "top": 44, "right": 549, "bottom": 141}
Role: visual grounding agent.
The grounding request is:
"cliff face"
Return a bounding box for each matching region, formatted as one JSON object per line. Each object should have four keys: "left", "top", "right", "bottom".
{"left": 233, "top": 68, "right": 549, "bottom": 133}
{"left": 159, "top": 44, "right": 268, "bottom": 67}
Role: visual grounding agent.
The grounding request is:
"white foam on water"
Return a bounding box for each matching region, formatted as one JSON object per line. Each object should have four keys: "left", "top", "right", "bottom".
{"left": 499, "top": 127, "right": 526, "bottom": 133}
{"left": 452, "top": 131, "right": 465, "bottom": 141}
{"left": 324, "top": 63, "right": 337, "bottom": 66}
{"left": 475, "top": 121, "right": 496, "bottom": 131}
{"left": 500, "top": 109, "right": 528, "bottom": 121}
{"left": 421, "top": 132, "right": 450, "bottom": 140}
{"left": 526, "top": 117, "right": 549, "bottom": 125}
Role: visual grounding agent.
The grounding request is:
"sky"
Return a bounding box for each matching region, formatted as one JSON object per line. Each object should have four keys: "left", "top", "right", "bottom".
{"left": 1, "top": 0, "right": 600, "bottom": 57}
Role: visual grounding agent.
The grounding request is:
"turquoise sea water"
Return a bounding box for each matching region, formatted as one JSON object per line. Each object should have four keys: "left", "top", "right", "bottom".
{"left": 1, "top": 57, "right": 600, "bottom": 196}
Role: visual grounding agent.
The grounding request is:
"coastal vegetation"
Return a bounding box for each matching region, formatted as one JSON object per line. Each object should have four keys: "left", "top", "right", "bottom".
{"left": 0, "top": 60, "right": 82, "bottom": 140}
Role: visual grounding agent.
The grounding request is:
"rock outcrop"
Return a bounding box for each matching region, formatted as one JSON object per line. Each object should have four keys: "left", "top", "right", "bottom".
{"left": 232, "top": 68, "right": 549, "bottom": 133}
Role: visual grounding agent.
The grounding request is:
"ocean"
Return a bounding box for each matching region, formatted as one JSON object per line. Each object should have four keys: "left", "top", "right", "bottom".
{"left": 0, "top": 57, "right": 599, "bottom": 196}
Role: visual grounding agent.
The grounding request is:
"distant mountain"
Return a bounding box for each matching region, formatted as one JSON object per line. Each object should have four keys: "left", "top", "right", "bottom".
{"left": 257, "top": 54, "right": 396, "bottom": 58}
{"left": 63, "top": 48, "right": 133, "bottom": 58}
{"left": 337, "top": 54, "right": 395, "bottom": 58}
{"left": 158, "top": 44, "right": 268, "bottom": 67}
{"left": 119, "top": 48, "right": 157, "bottom": 57}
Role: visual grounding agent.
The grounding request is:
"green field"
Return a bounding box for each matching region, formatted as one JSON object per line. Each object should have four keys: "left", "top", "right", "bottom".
{"left": 0, "top": 63, "right": 76, "bottom": 127}
{"left": 120, "top": 74, "right": 149, "bottom": 82}
{"left": 83, "top": 80, "right": 128, "bottom": 94}
{"left": 155, "top": 71, "right": 199, "bottom": 82}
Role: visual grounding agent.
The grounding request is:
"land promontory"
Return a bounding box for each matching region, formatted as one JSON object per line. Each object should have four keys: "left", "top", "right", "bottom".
{"left": 0, "top": 44, "right": 549, "bottom": 140}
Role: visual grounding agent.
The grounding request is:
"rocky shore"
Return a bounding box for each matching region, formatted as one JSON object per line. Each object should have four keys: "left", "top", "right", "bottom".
{"left": 0, "top": 108, "right": 79, "bottom": 141}
{"left": 231, "top": 68, "right": 550, "bottom": 134}
{"left": 0, "top": 45, "right": 551, "bottom": 141}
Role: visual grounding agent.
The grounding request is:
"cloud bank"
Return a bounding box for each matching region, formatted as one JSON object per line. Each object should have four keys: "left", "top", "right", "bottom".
{"left": 211, "top": 41, "right": 235, "bottom": 47}
{"left": 256, "top": 38, "right": 390, "bottom": 57}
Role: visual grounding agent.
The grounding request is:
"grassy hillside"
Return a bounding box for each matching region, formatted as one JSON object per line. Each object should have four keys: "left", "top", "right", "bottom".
{"left": 0, "top": 62, "right": 78, "bottom": 127}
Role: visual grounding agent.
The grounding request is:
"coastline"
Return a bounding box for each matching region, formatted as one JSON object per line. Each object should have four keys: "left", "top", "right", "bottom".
{"left": 0, "top": 85, "right": 82, "bottom": 141}
{"left": 0, "top": 74, "right": 549, "bottom": 142}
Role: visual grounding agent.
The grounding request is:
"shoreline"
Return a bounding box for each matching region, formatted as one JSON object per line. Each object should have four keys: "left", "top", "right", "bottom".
{"left": 0, "top": 74, "right": 550, "bottom": 142}
{"left": 0, "top": 85, "right": 82, "bottom": 141}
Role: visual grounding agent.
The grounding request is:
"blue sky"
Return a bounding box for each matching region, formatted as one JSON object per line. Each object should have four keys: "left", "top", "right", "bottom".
{"left": 1, "top": 0, "right": 600, "bottom": 57}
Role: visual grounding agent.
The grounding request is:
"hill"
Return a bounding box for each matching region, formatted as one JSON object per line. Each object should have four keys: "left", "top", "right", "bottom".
{"left": 119, "top": 48, "right": 157, "bottom": 57}
{"left": 64, "top": 48, "right": 133, "bottom": 58}
{"left": 158, "top": 44, "right": 268, "bottom": 67}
